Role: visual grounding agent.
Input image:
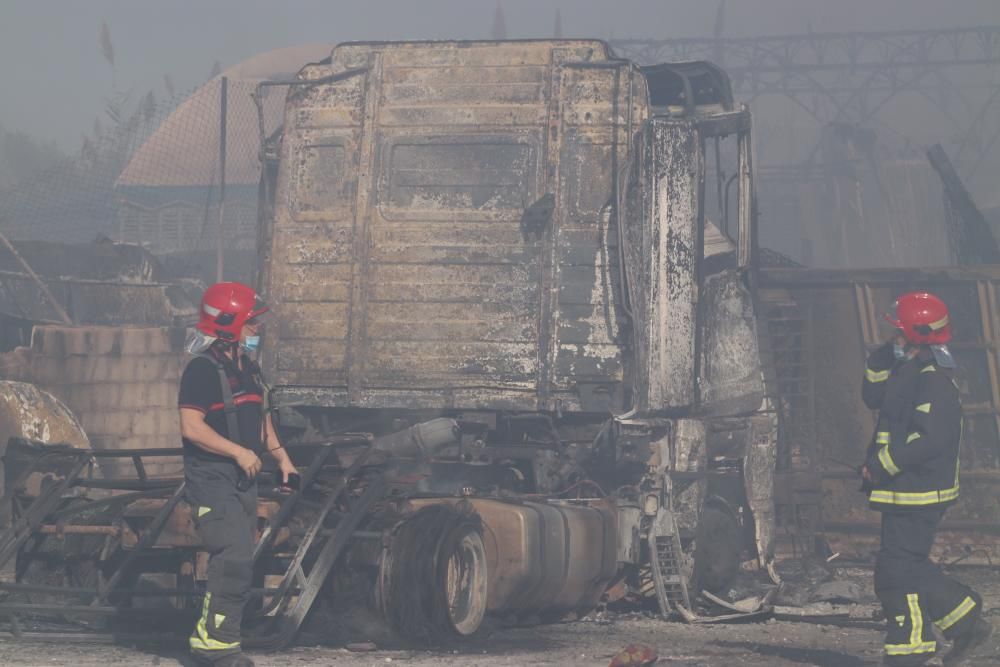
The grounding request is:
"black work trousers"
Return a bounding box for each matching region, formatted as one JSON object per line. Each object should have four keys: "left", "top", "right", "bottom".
{"left": 874, "top": 509, "right": 981, "bottom": 666}
{"left": 186, "top": 466, "right": 257, "bottom": 660}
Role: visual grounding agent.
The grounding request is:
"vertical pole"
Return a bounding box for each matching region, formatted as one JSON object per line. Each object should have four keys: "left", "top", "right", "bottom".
{"left": 217, "top": 76, "right": 228, "bottom": 283}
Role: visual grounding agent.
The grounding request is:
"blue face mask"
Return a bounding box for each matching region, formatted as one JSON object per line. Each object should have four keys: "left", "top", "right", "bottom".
{"left": 241, "top": 335, "right": 260, "bottom": 352}
{"left": 893, "top": 343, "right": 907, "bottom": 360}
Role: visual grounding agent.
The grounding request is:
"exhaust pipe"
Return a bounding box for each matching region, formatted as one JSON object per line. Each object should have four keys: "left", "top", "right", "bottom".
{"left": 373, "top": 418, "right": 460, "bottom": 460}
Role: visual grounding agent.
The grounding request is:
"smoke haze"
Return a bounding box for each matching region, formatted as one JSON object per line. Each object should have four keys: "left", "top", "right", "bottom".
{"left": 1, "top": 0, "right": 998, "bottom": 148}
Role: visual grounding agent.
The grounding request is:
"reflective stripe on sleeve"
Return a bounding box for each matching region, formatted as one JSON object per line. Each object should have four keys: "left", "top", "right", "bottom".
{"left": 866, "top": 367, "right": 890, "bottom": 382}
{"left": 876, "top": 431, "right": 891, "bottom": 445}
{"left": 907, "top": 432, "right": 921, "bottom": 443}
{"left": 879, "top": 447, "right": 901, "bottom": 476}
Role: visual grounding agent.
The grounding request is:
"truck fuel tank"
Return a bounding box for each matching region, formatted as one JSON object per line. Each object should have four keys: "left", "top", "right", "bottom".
{"left": 407, "top": 497, "right": 617, "bottom": 619}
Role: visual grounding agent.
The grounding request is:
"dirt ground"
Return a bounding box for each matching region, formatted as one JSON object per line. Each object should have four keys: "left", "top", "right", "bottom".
{"left": 1, "top": 568, "right": 997, "bottom": 667}
{"left": 0, "top": 614, "right": 997, "bottom": 667}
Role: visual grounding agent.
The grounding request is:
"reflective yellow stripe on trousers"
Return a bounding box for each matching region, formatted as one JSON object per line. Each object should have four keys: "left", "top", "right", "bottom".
{"left": 885, "top": 593, "right": 936, "bottom": 656}
{"left": 935, "top": 596, "right": 976, "bottom": 631}
{"left": 190, "top": 592, "right": 240, "bottom": 652}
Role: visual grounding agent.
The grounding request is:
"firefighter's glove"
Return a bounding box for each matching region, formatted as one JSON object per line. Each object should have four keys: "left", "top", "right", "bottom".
{"left": 868, "top": 340, "right": 896, "bottom": 371}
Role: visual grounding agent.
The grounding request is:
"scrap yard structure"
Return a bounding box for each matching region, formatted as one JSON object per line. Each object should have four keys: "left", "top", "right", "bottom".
{"left": 0, "top": 39, "right": 770, "bottom": 643}
{"left": 0, "top": 24, "right": 998, "bottom": 654}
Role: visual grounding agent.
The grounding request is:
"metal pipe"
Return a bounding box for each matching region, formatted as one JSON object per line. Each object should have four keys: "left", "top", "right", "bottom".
{"left": 72, "top": 479, "right": 181, "bottom": 491}
{"left": 0, "top": 581, "right": 288, "bottom": 597}
{"left": 217, "top": 76, "right": 228, "bottom": 282}
{"left": 38, "top": 525, "right": 120, "bottom": 536}
{"left": 723, "top": 172, "right": 739, "bottom": 239}
{"left": 372, "top": 418, "right": 460, "bottom": 460}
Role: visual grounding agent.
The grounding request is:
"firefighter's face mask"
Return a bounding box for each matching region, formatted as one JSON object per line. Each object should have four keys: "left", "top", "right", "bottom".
{"left": 240, "top": 315, "right": 266, "bottom": 353}
{"left": 892, "top": 331, "right": 910, "bottom": 360}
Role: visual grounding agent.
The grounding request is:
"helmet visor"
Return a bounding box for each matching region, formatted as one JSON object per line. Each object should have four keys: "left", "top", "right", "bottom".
{"left": 246, "top": 308, "right": 270, "bottom": 328}
{"left": 883, "top": 300, "right": 903, "bottom": 330}
{"left": 185, "top": 329, "right": 217, "bottom": 354}
{"left": 248, "top": 296, "right": 270, "bottom": 320}
{"left": 930, "top": 344, "right": 957, "bottom": 368}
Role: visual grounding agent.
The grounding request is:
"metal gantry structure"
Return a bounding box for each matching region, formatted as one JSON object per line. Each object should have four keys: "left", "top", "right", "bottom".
{"left": 612, "top": 27, "right": 1000, "bottom": 173}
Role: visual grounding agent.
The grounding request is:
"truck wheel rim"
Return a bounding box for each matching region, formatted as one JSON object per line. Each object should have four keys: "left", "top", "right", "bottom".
{"left": 444, "top": 528, "right": 487, "bottom": 636}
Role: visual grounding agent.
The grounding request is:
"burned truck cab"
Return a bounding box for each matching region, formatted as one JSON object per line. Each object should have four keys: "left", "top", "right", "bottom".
{"left": 256, "top": 40, "right": 770, "bottom": 634}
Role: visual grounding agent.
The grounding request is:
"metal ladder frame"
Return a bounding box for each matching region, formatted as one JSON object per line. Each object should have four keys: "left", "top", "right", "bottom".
{"left": 0, "top": 436, "right": 381, "bottom": 648}
{"left": 647, "top": 473, "right": 695, "bottom": 622}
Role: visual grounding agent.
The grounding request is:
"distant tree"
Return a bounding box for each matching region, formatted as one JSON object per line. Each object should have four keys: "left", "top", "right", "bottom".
{"left": 208, "top": 60, "right": 222, "bottom": 80}
{"left": 99, "top": 21, "right": 115, "bottom": 67}
{"left": 492, "top": 1, "right": 507, "bottom": 40}
{"left": 554, "top": 8, "right": 563, "bottom": 38}
{"left": 142, "top": 91, "right": 157, "bottom": 122}
{"left": 99, "top": 20, "right": 116, "bottom": 89}
{"left": 163, "top": 73, "right": 176, "bottom": 99}
{"left": 0, "top": 125, "right": 65, "bottom": 188}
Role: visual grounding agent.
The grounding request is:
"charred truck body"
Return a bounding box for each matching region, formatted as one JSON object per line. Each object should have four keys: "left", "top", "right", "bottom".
{"left": 0, "top": 39, "right": 772, "bottom": 646}
{"left": 257, "top": 40, "right": 770, "bottom": 635}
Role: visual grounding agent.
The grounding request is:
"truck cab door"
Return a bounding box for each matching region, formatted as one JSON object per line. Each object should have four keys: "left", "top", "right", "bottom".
{"left": 695, "top": 110, "right": 764, "bottom": 417}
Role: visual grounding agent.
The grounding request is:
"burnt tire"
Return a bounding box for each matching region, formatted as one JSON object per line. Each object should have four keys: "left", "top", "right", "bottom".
{"left": 378, "top": 504, "right": 488, "bottom": 643}
{"left": 693, "top": 505, "right": 741, "bottom": 596}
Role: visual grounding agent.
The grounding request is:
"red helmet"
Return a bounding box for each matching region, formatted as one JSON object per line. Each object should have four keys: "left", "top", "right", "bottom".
{"left": 196, "top": 282, "right": 269, "bottom": 341}
{"left": 884, "top": 291, "right": 951, "bottom": 345}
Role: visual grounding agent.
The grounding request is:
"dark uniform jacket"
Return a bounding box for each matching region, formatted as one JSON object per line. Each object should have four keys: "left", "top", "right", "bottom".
{"left": 178, "top": 346, "right": 265, "bottom": 491}
{"left": 862, "top": 343, "right": 962, "bottom": 511}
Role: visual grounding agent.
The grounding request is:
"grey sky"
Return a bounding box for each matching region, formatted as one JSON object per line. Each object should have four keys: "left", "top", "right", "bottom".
{"left": 1, "top": 0, "right": 999, "bottom": 149}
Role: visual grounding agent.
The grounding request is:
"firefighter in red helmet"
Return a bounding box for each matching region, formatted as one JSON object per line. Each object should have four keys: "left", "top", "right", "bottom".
{"left": 178, "top": 282, "right": 297, "bottom": 666}
{"left": 861, "top": 292, "right": 991, "bottom": 665}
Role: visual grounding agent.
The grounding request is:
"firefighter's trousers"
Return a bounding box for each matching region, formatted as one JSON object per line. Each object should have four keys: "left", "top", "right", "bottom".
{"left": 875, "top": 509, "right": 981, "bottom": 666}
{"left": 187, "top": 481, "right": 257, "bottom": 660}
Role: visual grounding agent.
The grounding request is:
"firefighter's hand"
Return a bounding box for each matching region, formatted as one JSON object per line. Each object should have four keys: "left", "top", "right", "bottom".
{"left": 861, "top": 464, "right": 874, "bottom": 484}
{"left": 235, "top": 448, "right": 263, "bottom": 479}
{"left": 278, "top": 458, "right": 299, "bottom": 485}
{"left": 859, "top": 464, "right": 875, "bottom": 493}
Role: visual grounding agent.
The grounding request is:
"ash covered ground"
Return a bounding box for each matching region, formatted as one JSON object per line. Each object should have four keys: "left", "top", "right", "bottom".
{"left": 2, "top": 566, "right": 997, "bottom": 667}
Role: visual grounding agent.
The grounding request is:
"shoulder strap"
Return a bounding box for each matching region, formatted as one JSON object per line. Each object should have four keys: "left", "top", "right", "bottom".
{"left": 195, "top": 353, "right": 242, "bottom": 444}
{"left": 241, "top": 355, "right": 272, "bottom": 414}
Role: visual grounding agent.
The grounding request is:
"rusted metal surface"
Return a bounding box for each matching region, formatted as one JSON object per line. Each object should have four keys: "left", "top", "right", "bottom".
{"left": 625, "top": 119, "right": 698, "bottom": 412}
{"left": 263, "top": 40, "right": 644, "bottom": 413}
{"left": 406, "top": 496, "right": 618, "bottom": 616}
{"left": 263, "top": 40, "right": 763, "bottom": 421}
{"left": 0, "top": 382, "right": 90, "bottom": 501}
{"left": 744, "top": 413, "right": 778, "bottom": 569}
{"left": 760, "top": 266, "right": 1000, "bottom": 562}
